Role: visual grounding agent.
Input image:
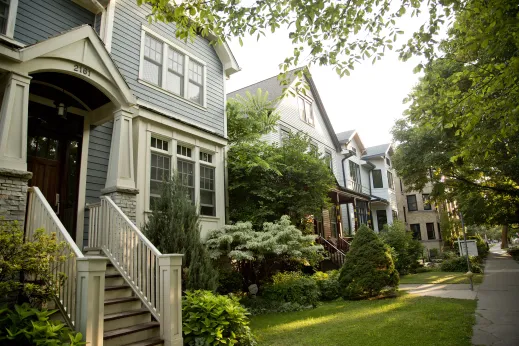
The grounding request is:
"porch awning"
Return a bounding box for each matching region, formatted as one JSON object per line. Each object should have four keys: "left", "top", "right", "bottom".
{"left": 329, "top": 185, "right": 371, "bottom": 204}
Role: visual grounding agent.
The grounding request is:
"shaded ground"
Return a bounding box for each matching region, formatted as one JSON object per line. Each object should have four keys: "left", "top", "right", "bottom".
{"left": 400, "top": 271, "right": 484, "bottom": 285}
{"left": 250, "top": 294, "right": 476, "bottom": 346}
{"left": 472, "top": 244, "right": 519, "bottom": 346}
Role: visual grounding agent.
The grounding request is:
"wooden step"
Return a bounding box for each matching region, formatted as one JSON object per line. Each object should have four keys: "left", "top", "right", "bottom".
{"left": 104, "top": 297, "right": 142, "bottom": 315}
{"left": 105, "top": 284, "right": 133, "bottom": 300}
{"left": 124, "top": 337, "right": 163, "bottom": 346}
{"left": 105, "top": 273, "right": 125, "bottom": 286}
{"left": 104, "top": 309, "right": 152, "bottom": 332}
{"left": 103, "top": 322, "right": 160, "bottom": 346}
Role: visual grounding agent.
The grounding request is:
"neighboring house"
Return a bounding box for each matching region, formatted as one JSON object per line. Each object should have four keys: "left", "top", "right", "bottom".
{"left": 228, "top": 70, "right": 369, "bottom": 243}
{"left": 0, "top": 0, "right": 239, "bottom": 345}
{"left": 336, "top": 131, "right": 398, "bottom": 234}
{"left": 228, "top": 71, "right": 398, "bottom": 244}
{"left": 396, "top": 178, "right": 442, "bottom": 250}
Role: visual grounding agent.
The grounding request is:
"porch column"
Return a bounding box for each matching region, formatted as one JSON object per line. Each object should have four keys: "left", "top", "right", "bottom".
{"left": 158, "top": 254, "right": 184, "bottom": 346}
{"left": 0, "top": 73, "right": 32, "bottom": 225}
{"left": 0, "top": 73, "right": 31, "bottom": 171}
{"left": 102, "top": 109, "right": 138, "bottom": 221}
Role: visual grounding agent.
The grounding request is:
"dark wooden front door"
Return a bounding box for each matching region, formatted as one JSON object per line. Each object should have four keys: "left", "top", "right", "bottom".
{"left": 27, "top": 102, "right": 83, "bottom": 237}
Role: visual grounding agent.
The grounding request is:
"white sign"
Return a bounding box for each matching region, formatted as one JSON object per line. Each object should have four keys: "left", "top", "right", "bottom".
{"left": 456, "top": 240, "right": 479, "bottom": 257}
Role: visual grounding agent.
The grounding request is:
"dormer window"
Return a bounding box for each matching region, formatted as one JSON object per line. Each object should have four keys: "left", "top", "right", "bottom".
{"left": 351, "top": 147, "right": 357, "bottom": 156}
{"left": 297, "top": 96, "right": 314, "bottom": 126}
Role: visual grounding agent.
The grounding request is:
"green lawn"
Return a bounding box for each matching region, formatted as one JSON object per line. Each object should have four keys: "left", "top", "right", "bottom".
{"left": 250, "top": 294, "right": 476, "bottom": 346}
{"left": 400, "top": 271, "right": 484, "bottom": 284}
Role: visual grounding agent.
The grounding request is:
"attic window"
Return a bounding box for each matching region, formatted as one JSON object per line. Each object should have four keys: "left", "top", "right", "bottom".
{"left": 386, "top": 157, "right": 391, "bottom": 166}
{"left": 351, "top": 147, "right": 357, "bottom": 156}
{"left": 297, "top": 96, "right": 314, "bottom": 126}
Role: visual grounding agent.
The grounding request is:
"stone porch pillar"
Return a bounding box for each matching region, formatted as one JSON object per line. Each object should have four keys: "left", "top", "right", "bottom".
{"left": 0, "top": 73, "right": 32, "bottom": 225}
{"left": 101, "top": 109, "right": 138, "bottom": 221}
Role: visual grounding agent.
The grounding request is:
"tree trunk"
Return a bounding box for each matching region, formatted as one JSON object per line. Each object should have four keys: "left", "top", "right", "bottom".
{"left": 501, "top": 224, "right": 508, "bottom": 249}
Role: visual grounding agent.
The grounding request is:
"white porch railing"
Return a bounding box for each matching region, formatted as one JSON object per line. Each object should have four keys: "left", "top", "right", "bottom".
{"left": 88, "top": 196, "right": 183, "bottom": 345}
{"left": 26, "top": 187, "right": 84, "bottom": 327}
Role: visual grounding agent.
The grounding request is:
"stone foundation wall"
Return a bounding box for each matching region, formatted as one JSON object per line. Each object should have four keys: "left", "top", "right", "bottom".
{"left": 101, "top": 187, "right": 139, "bottom": 223}
{"left": 0, "top": 169, "right": 32, "bottom": 226}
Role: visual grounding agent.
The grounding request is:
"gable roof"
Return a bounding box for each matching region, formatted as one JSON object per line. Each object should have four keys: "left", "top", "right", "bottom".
{"left": 227, "top": 68, "right": 300, "bottom": 104}
{"left": 336, "top": 130, "right": 356, "bottom": 143}
{"left": 228, "top": 68, "right": 341, "bottom": 150}
{"left": 336, "top": 129, "right": 366, "bottom": 154}
{"left": 362, "top": 143, "right": 393, "bottom": 159}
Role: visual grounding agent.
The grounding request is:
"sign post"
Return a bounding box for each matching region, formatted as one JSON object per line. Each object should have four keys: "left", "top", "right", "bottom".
{"left": 459, "top": 212, "right": 474, "bottom": 291}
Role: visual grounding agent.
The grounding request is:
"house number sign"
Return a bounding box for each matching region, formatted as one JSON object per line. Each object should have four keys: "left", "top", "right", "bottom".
{"left": 73, "top": 64, "right": 91, "bottom": 77}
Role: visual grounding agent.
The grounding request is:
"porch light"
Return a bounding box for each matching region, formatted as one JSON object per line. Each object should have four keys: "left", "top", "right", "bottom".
{"left": 56, "top": 102, "right": 67, "bottom": 119}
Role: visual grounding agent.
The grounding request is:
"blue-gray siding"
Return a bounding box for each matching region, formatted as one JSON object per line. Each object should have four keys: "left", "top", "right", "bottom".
{"left": 83, "top": 122, "right": 112, "bottom": 246}
{"left": 112, "top": 0, "right": 225, "bottom": 136}
{"left": 14, "top": 0, "right": 95, "bottom": 45}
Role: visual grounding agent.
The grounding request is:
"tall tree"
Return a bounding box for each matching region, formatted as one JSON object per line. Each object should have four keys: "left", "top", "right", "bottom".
{"left": 392, "top": 0, "right": 519, "bottom": 247}
{"left": 226, "top": 90, "right": 335, "bottom": 229}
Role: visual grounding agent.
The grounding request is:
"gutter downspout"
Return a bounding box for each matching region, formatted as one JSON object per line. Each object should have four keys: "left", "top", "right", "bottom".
{"left": 341, "top": 151, "right": 354, "bottom": 236}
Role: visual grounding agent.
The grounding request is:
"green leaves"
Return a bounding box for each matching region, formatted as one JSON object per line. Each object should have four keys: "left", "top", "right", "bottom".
{"left": 182, "top": 290, "right": 256, "bottom": 346}
{"left": 0, "top": 303, "right": 85, "bottom": 345}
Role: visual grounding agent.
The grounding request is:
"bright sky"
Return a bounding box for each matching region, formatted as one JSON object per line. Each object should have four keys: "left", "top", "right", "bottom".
{"left": 226, "top": 16, "right": 427, "bottom": 148}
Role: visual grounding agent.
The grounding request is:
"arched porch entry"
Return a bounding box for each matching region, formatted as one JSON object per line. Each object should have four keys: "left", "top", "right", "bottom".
{"left": 0, "top": 26, "right": 137, "bottom": 247}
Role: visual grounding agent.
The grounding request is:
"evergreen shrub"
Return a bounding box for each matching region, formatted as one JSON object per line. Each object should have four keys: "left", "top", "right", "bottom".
{"left": 144, "top": 174, "right": 218, "bottom": 291}
{"left": 312, "top": 270, "right": 341, "bottom": 301}
{"left": 339, "top": 225, "right": 399, "bottom": 300}
{"left": 262, "top": 272, "right": 319, "bottom": 307}
{"left": 182, "top": 290, "right": 256, "bottom": 346}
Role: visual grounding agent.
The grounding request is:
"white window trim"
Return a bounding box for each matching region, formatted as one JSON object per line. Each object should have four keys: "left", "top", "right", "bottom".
{"left": 139, "top": 27, "right": 207, "bottom": 108}
{"left": 2, "top": 0, "right": 19, "bottom": 38}
{"left": 147, "top": 134, "right": 174, "bottom": 211}
{"left": 297, "top": 94, "right": 315, "bottom": 127}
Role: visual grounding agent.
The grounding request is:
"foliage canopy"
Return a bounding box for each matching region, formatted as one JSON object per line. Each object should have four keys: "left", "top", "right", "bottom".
{"left": 227, "top": 90, "right": 335, "bottom": 229}
{"left": 140, "top": 0, "right": 461, "bottom": 79}
{"left": 392, "top": 0, "right": 519, "bottom": 231}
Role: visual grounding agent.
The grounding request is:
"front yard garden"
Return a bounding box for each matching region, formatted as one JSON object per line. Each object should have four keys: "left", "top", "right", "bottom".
{"left": 251, "top": 294, "right": 476, "bottom": 346}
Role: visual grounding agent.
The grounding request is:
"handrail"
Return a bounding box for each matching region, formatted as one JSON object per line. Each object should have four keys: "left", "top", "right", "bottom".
{"left": 103, "top": 197, "right": 161, "bottom": 256}
{"left": 25, "top": 186, "right": 83, "bottom": 328}
{"left": 316, "top": 235, "right": 345, "bottom": 267}
{"left": 27, "top": 187, "right": 84, "bottom": 258}
{"left": 337, "top": 237, "right": 351, "bottom": 253}
{"left": 95, "top": 196, "right": 162, "bottom": 320}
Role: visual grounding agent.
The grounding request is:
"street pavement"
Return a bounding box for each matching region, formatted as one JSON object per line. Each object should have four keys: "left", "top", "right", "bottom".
{"left": 472, "top": 244, "right": 519, "bottom": 346}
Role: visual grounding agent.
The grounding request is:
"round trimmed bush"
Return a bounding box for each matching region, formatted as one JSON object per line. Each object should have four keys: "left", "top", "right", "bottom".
{"left": 339, "top": 225, "right": 399, "bottom": 300}
{"left": 182, "top": 290, "right": 256, "bottom": 346}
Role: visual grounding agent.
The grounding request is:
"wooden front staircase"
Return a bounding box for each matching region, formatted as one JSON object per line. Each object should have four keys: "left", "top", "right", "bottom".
{"left": 83, "top": 248, "right": 163, "bottom": 346}
{"left": 25, "top": 187, "right": 183, "bottom": 346}
{"left": 316, "top": 235, "right": 346, "bottom": 268}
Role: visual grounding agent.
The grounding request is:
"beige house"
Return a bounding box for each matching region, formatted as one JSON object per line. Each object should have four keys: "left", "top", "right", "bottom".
{"left": 395, "top": 178, "right": 442, "bottom": 251}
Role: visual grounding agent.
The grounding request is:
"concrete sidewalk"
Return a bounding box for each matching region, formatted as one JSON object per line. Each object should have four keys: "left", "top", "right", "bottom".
{"left": 400, "top": 283, "right": 479, "bottom": 300}
{"left": 472, "top": 244, "right": 519, "bottom": 346}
